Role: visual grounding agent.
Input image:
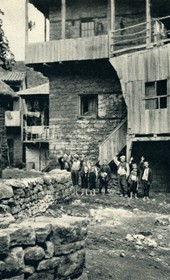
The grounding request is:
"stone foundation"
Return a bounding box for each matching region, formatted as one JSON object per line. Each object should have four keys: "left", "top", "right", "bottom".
{"left": 0, "top": 170, "right": 74, "bottom": 221}
{"left": 0, "top": 215, "right": 87, "bottom": 280}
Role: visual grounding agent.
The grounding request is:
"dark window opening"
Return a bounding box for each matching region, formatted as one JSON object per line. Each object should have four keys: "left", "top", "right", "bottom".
{"left": 80, "top": 95, "right": 98, "bottom": 117}
{"left": 145, "top": 80, "right": 167, "bottom": 109}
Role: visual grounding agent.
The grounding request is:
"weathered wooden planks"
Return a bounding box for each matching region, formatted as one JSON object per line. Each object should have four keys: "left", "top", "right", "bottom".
{"left": 25, "top": 35, "right": 109, "bottom": 64}
{"left": 110, "top": 44, "right": 170, "bottom": 135}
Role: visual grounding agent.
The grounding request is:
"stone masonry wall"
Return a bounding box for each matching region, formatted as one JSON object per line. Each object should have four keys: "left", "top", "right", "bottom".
{"left": 0, "top": 215, "right": 87, "bottom": 280}
{"left": 49, "top": 60, "right": 127, "bottom": 163}
{"left": 0, "top": 170, "right": 74, "bottom": 221}
{"left": 49, "top": 0, "right": 145, "bottom": 40}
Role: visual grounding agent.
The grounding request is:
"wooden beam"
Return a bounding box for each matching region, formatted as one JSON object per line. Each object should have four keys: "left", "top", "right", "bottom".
{"left": 131, "top": 136, "right": 170, "bottom": 142}
{"left": 146, "top": 0, "right": 151, "bottom": 46}
{"left": 25, "top": 0, "right": 29, "bottom": 46}
{"left": 61, "top": 0, "right": 66, "bottom": 39}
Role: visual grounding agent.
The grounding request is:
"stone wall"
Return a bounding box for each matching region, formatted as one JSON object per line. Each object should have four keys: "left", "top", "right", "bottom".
{"left": 49, "top": 0, "right": 145, "bottom": 40}
{"left": 0, "top": 215, "right": 87, "bottom": 280}
{"left": 49, "top": 0, "right": 108, "bottom": 40}
{"left": 49, "top": 60, "right": 127, "bottom": 163}
{"left": 0, "top": 170, "right": 74, "bottom": 220}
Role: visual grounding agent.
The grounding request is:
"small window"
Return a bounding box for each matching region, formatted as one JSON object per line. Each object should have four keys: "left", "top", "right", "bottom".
{"left": 80, "top": 95, "right": 98, "bottom": 117}
{"left": 80, "top": 20, "right": 95, "bottom": 37}
{"left": 145, "top": 80, "right": 167, "bottom": 109}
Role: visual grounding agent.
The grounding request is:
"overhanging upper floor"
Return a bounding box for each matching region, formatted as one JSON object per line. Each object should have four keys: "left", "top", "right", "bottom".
{"left": 25, "top": 0, "right": 170, "bottom": 65}
{"left": 25, "top": 35, "right": 109, "bottom": 64}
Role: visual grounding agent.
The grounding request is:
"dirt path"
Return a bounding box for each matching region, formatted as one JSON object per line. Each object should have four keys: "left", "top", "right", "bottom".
{"left": 52, "top": 190, "right": 170, "bottom": 280}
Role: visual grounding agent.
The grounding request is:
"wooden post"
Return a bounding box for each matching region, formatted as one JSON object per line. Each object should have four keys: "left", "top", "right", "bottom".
{"left": 61, "top": 0, "right": 66, "bottom": 39}
{"left": 44, "top": 17, "right": 47, "bottom": 42}
{"left": 146, "top": 0, "right": 152, "bottom": 46}
{"left": 126, "top": 136, "right": 133, "bottom": 163}
{"left": 25, "top": 0, "right": 29, "bottom": 46}
{"left": 110, "top": 0, "right": 115, "bottom": 54}
{"left": 110, "top": 0, "right": 115, "bottom": 31}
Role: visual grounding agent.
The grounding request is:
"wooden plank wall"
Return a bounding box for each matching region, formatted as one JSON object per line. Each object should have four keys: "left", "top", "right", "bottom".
{"left": 25, "top": 35, "right": 109, "bottom": 64}
{"left": 110, "top": 44, "right": 170, "bottom": 135}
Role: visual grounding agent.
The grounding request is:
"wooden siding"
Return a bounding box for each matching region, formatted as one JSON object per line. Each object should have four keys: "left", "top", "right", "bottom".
{"left": 25, "top": 35, "right": 109, "bottom": 64}
{"left": 99, "top": 118, "right": 127, "bottom": 163}
{"left": 110, "top": 43, "right": 170, "bottom": 135}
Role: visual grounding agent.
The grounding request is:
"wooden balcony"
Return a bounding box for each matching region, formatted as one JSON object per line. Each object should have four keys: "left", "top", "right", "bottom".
{"left": 25, "top": 35, "right": 109, "bottom": 65}
{"left": 5, "top": 111, "right": 21, "bottom": 127}
{"left": 110, "top": 15, "right": 170, "bottom": 56}
{"left": 23, "top": 126, "right": 53, "bottom": 142}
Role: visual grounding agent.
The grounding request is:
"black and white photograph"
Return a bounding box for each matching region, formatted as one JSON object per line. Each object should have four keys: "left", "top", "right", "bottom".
{"left": 0, "top": 0, "right": 170, "bottom": 279}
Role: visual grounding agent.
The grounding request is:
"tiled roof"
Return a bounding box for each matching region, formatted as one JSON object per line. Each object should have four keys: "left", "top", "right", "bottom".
{"left": 19, "top": 83, "right": 49, "bottom": 95}
{"left": 0, "top": 80, "right": 18, "bottom": 98}
{"left": 0, "top": 72, "right": 26, "bottom": 82}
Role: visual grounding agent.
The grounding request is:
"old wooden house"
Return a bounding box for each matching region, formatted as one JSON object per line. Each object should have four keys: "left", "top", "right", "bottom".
{"left": 0, "top": 80, "right": 18, "bottom": 169}
{"left": 0, "top": 72, "right": 26, "bottom": 166}
{"left": 19, "top": 83, "right": 49, "bottom": 171}
{"left": 25, "top": 0, "right": 170, "bottom": 191}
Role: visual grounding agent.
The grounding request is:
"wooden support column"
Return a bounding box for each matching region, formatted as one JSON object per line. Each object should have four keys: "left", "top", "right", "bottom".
{"left": 61, "top": 0, "right": 66, "bottom": 39}
{"left": 146, "top": 0, "right": 152, "bottom": 46}
{"left": 44, "top": 17, "right": 47, "bottom": 42}
{"left": 126, "top": 136, "right": 133, "bottom": 163}
{"left": 110, "top": 0, "right": 116, "bottom": 53}
{"left": 25, "top": 0, "right": 29, "bottom": 46}
{"left": 110, "top": 0, "right": 115, "bottom": 31}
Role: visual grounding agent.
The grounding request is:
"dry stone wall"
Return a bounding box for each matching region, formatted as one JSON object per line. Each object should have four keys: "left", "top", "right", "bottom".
{"left": 0, "top": 215, "right": 87, "bottom": 280}
{"left": 0, "top": 170, "right": 74, "bottom": 221}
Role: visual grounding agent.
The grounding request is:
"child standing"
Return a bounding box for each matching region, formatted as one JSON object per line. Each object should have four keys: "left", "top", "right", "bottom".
{"left": 71, "top": 154, "right": 81, "bottom": 196}
{"left": 99, "top": 159, "right": 111, "bottom": 194}
{"left": 140, "top": 160, "right": 153, "bottom": 201}
{"left": 128, "top": 163, "right": 139, "bottom": 199}
{"left": 80, "top": 161, "right": 89, "bottom": 195}
{"left": 89, "top": 165, "right": 98, "bottom": 196}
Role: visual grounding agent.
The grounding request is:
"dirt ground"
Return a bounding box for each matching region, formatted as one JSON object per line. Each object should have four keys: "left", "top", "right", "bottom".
{"left": 3, "top": 169, "right": 170, "bottom": 280}
{"left": 52, "top": 189, "right": 170, "bottom": 280}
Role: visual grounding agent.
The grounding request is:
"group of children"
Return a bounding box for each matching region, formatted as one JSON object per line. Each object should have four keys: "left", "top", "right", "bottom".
{"left": 58, "top": 153, "right": 111, "bottom": 196}
{"left": 114, "top": 154, "right": 153, "bottom": 200}
{"left": 58, "top": 152, "right": 153, "bottom": 200}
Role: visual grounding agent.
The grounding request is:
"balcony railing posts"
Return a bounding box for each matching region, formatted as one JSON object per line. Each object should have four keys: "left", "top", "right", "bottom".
{"left": 61, "top": 0, "right": 66, "bottom": 39}
{"left": 146, "top": 0, "right": 152, "bottom": 46}
{"left": 110, "top": 0, "right": 115, "bottom": 52}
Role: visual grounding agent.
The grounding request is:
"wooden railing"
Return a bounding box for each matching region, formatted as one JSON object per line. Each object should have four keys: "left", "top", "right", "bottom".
{"left": 99, "top": 118, "right": 127, "bottom": 164}
{"left": 5, "top": 111, "right": 21, "bottom": 127}
{"left": 23, "top": 126, "right": 53, "bottom": 142}
{"left": 25, "top": 35, "right": 109, "bottom": 64}
{"left": 110, "top": 15, "right": 170, "bottom": 56}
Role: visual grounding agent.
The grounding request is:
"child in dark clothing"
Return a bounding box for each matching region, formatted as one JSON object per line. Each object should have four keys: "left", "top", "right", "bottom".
{"left": 128, "top": 163, "right": 139, "bottom": 199}
{"left": 89, "top": 165, "right": 98, "bottom": 196}
{"left": 99, "top": 160, "right": 111, "bottom": 194}
{"left": 80, "top": 161, "right": 89, "bottom": 195}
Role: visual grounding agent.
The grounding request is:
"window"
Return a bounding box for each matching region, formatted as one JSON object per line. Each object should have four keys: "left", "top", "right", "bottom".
{"left": 80, "top": 20, "right": 95, "bottom": 37}
{"left": 80, "top": 95, "right": 98, "bottom": 117}
{"left": 145, "top": 80, "right": 167, "bottom": 109}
